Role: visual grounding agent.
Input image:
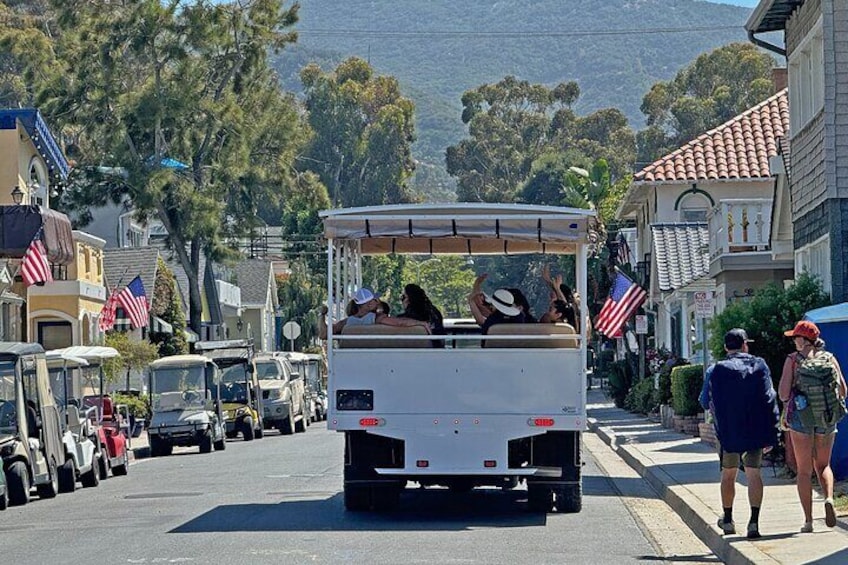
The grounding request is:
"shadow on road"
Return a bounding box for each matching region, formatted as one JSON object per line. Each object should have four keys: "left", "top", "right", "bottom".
{"left": 170, "top": 488, "right": 552, "bottom": 533}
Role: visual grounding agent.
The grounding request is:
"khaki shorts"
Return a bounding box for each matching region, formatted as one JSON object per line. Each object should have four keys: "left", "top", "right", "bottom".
{"left": 719, "top": 446, "right": 763, "bottom": 470}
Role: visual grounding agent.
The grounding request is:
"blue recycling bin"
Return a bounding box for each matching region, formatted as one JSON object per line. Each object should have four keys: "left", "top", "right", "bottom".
{"left": 804, "top": 303, "right": 848, "bottom": 480}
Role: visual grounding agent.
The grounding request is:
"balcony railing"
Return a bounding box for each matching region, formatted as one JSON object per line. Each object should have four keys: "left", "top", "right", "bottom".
{"left": 708, "top": 199, "right": 772, "bottom": 261}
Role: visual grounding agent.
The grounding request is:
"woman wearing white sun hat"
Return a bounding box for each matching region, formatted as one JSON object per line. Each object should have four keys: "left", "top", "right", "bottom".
{"left": 467, "top": 274, "right": 527, "bottom": 334}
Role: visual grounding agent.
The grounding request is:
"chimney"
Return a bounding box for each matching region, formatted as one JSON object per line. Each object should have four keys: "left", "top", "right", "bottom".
{"left": 772, "top": 67, "right": 788, "bottom": 91}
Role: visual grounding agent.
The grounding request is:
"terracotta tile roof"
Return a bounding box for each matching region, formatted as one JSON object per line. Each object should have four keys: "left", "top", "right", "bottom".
{"left": 651, "top": 223, "right": 710, "bottom": 291}
{"left": 635, "top": 89, "right": 788, "bottom": 183}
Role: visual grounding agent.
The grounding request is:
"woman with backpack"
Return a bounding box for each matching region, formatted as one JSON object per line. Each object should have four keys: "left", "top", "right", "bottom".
{"left": 779, "top": 320, "right": 848, "bottom": 533}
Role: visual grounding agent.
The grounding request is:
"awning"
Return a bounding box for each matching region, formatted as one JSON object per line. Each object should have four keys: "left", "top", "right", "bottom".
{"left": 0, "top": 205, "right": 74, "bottom": 264}
{"left": 151, "top": 316, "right": 173, "bottom": 335}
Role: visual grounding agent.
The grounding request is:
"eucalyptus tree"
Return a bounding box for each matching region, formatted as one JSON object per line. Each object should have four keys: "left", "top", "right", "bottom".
{"left": 300, "top": 57, "right": 417, "bottom": 207}
{"left": 638, "top": 42, "right": 776, "bottom": 164}
{"left": 41, "top": 0, "right": 305, "bottom": 333}
{"left": 447, "top": 76, "right": 634, "bottom": 203}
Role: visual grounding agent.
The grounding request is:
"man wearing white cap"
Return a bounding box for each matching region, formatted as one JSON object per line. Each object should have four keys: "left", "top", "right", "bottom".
{"left": 320, "top": 287, "right": 431, "bottom": 338}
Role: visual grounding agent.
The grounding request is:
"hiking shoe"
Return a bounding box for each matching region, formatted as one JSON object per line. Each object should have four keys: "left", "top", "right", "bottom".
{"left": 800, "top": 521, "right": 814, "bottom": 533}
{"left": 746, "top": 522, "right": 761, "bottom": 539}
{"left": 717, "top": 518, "right": 736, "bottom": 535}
{"left": 825, "top": 499, "right": 836, "bottom": 528}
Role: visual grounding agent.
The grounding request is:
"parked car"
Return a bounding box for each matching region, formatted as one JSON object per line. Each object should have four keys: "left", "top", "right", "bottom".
{"left": 0, "top": 343, "right": 65, "bottom": 506}
{"left": 147, "top": 355, "right": 226, "bottom": 456}
{"left": 255, "top": 355, "right": 308, "bottom": 435}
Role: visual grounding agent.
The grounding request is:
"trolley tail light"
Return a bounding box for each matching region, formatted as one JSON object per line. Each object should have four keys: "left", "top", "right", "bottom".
{"left": 528, "top": 417, "right": 555, "bottom": 427}
{"left": 359, "top": 417, "right": 384, "bottom": 427}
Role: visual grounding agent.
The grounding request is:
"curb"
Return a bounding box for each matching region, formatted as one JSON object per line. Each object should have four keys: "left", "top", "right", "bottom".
{"left": 587, "top": 418, "right": 779, "bottom": 565}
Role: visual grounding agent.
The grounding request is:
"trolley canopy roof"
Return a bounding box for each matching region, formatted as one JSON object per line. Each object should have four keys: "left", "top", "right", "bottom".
{"left": 320, "top": 204, "right": 597, "bottom": 255}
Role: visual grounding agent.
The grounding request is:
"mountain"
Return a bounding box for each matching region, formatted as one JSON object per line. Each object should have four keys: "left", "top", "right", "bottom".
{"left": 271, "top": 0, "right": 757, "bottom": 194}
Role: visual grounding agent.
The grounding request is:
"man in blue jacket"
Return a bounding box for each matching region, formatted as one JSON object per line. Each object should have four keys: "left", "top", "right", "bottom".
{"left": 700, "top": 328, "right": 779, "bottom": 539}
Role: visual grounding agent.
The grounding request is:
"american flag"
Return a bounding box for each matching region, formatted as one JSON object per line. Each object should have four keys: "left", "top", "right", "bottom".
{"left": 596, "top": 271, "right": 647, "bottom": 337}
{"left": 98, "top": 286, "right": 120, "bottom": 332}
{"left": 117, "top": 276, "right": 149, "bottom": 329}
{"left": 617, "top": 232, "right": 632, "bottom": 265}
{"left": 21, "top": 230, "right": 53, "bottom": 287}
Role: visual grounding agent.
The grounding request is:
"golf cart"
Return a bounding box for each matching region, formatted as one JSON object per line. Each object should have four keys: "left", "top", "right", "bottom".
{"left": 45, "top": 350, "right": 101, "bottom": 492}
{"left": 302, "top": 353, "right": 327, "bottom": 421}
{"left": 51, "top": 346, "right": 130, "bottom": 478}
{"left": 147, "top": 355, "right": 226, "bottom": 456}
{"left": 283, "top": 352, "right": 325, "bottom": 422}
{"left": 255, "top": 354, "right": 307, "bottom": 434}
{"left": 0, "top": 463, "right": 6, "bottom": 510}
{"left": 196, "top": 340, "right": 264, "bottom": 441}
{"left": 0, "top": 343, "right": 66, "bottom": 506}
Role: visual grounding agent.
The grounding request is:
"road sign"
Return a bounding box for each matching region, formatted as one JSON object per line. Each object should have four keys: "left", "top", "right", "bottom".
{"left": 282, "top": 321, "right": 302, "bottom": 341}
{"left": 694, "top": 291, "right": 714, "bottom": 319}
{"left": 635, "top": 315, "right": 648, "bottom": 334}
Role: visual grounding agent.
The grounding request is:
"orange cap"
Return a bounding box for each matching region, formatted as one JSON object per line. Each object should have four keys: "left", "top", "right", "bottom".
{"left": 784, "top": 320, "right": 820, "bottom": 341}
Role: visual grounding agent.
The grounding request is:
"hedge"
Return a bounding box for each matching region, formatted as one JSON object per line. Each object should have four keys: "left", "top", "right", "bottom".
{"left": 671, "top": 364, "right": 704, "bottom": 417}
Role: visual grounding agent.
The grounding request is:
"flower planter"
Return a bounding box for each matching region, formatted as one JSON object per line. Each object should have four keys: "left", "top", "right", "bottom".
{"left": 673, "top": 414, "right": 703, "bottom": 436}
{"left": 660, "top": 404, "right": 675, "bottom": 429}
{"left": 698, "top": 422, "right": 717, "bottom": 447}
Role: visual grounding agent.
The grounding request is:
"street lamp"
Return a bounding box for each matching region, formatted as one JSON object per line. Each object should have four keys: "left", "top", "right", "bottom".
{"left": 10, "top": 185, "right": 24, "bottom": 205}
{"left": 236, "top": 317, "right": 244, "bottom": 333}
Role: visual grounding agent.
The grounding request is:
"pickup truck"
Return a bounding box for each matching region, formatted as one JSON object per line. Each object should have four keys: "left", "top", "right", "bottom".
{"left": 256, "top": 354, "right": 308, "bottom": 435}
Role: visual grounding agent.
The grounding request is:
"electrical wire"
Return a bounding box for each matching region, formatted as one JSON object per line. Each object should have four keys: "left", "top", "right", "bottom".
{"left": 296, "top": 25, "right": 742, "bottom": 39}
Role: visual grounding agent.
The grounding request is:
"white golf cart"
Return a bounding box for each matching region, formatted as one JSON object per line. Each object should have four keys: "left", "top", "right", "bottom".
{"left": 321, "top": 203, "right": 594, "bottom": 513}
{"left": 45, "top": 350, "right": 101, "bottom": 492}
{"left": 147, "top": 355, "right": 226, "bottom": 456}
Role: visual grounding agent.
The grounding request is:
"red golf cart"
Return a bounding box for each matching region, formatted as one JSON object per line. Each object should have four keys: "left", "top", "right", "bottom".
{"left": 51, "top": 347, "right": 129, "bottom": 478}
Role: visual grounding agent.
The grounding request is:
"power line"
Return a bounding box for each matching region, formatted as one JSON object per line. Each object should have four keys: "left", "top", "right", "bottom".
{"left": 296, "top": 25, "right": 742, "bottom": 39}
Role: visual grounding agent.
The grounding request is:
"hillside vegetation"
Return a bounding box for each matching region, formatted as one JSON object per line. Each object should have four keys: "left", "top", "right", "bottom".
{"left": 272, "top": 0, "right": 755, "bottom": 185}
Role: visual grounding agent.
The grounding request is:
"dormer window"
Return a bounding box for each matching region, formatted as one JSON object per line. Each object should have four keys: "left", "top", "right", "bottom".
{"left": 678, "top": 194, "right": 710, "bottom": 222}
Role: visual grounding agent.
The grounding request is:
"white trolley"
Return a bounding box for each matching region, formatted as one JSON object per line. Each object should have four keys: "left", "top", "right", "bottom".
{"left": 321, "top": 203, "right": 596, "bottom": 512}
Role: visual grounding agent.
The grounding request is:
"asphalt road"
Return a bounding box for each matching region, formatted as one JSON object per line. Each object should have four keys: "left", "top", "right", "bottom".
{"left": 0, "top": 423, "right": 711, "bottom": 564}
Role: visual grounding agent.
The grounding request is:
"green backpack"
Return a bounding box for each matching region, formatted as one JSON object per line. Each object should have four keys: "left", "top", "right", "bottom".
{"left": 795, "top": 351, "right": 847, "bottom": 429}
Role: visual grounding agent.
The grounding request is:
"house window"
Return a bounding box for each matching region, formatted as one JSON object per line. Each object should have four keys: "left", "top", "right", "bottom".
{"left": 37, "top": 321, "right": 73, "bottom": 350}
{"left": 795, "top": 234, "right": 831, "bottom": 295}
{"left": 678, "top": 194, "right": 710, "bottom": 222}
{"left": 789, "top": 17, "right": 824, "bottom": 134}
{"left": 50, "top": 263, "right": 68, "bottom": 281}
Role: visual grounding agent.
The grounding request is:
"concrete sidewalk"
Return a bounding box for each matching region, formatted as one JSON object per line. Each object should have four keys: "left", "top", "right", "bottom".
{"left": 587, "top": 389, "right": 848, "bottom": 564}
